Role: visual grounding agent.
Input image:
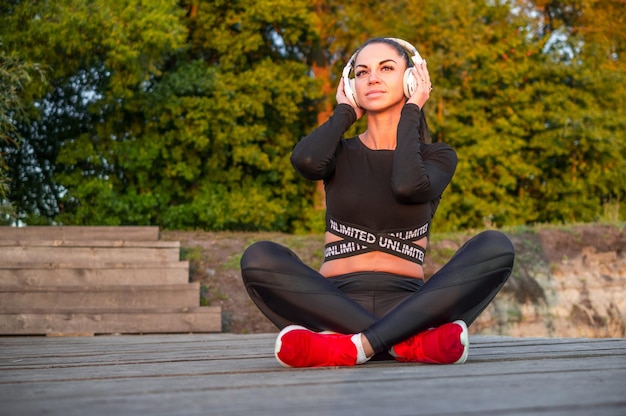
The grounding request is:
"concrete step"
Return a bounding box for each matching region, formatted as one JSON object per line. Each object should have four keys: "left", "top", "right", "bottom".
{"left": 0, "top": 262, "right": 190, "bottom": 286}
{"left": 0, "top": 226, "right": 160, "bottom": 241}
{"left": 0, "top": 306, "right": 222, "bottom": 335}
{"left": 0, "top": 226, "right": 221, "bottom": 335}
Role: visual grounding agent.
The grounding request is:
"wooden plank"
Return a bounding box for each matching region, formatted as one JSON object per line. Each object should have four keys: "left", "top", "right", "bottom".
{"left": 0, "top": 307, "right": 221, "bottom": 335}
{"left": 0, "top": 260, "right": 189, "bottom": 269}
{"left": 0, "top": 335, "right": 624, "bottom": 416}
{"left": 0, "top": 262, "right": 190, "bottom": 286}
{"left": 1, "top": 336, "right": 624, "bottom": 373}
{"left": 0, "top": 240, "right": 180, "bottom": 247}
{"left": 0, "top": 283, "right": 203, "bottom": 312}
{"left": 0, "top": 226, "right": 160, "bottom": 241}
{"left": 0, "top": 245, "right": 181, "bottom": 263}
{"left": 0, "top": 333, "right": 271, "bottom": 368}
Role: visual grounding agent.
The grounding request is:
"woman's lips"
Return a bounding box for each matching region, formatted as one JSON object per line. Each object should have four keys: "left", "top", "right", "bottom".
{"left": 366, "top": 90, "right": 385, "bottom": 97}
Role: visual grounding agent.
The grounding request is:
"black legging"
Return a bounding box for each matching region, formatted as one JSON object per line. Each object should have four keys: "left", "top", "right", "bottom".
{"left": 240, "top": 230, "right": 515, "bottom": 355}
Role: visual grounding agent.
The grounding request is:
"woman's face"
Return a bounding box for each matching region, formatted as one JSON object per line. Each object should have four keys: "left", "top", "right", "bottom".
{"left": 353, "top": 42, "right": 408, "bottom": 112}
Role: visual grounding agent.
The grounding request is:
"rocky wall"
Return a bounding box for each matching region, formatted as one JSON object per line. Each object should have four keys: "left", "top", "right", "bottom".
{"left": 470, "top": 225, "right": 626, "bottom": 338}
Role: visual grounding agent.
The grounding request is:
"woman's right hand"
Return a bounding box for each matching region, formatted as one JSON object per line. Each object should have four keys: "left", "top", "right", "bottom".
{"left": 336, "top": 78, "right": 365, "bottom": 120}
{"left": 406, "top": 60, "right": 432, "bottom": 110}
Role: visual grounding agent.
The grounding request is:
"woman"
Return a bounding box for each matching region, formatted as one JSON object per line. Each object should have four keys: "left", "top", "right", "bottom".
{"left": 240, "top": 37, "right": 515, "bottom": 367}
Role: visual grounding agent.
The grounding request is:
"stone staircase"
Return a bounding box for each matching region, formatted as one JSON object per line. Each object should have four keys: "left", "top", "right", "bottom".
{"left": 0, "top": 226, "right": 221, "bottom": 335}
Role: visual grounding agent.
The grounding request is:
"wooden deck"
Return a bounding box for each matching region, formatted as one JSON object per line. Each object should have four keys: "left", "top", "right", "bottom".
{"left": 1, "top": 334, "right": 625, "bottom": 416}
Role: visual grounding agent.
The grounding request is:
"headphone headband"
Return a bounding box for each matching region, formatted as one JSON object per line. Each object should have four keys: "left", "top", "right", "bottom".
{"left": 384, "top": 38, "right": 423, "bottom": 65}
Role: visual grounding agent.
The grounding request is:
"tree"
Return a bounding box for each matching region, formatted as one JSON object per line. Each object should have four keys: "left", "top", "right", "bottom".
{"left": 403, "top": 0, "right": 626, "bottom": 229}
{"left": 521, "top": 0, "right": 626, "bottom": 223}
{"left": 1, "top": 0, "right": 189, "bottom": 224}
{"left": 95, "top": 0, "right": 322, "bottom": 230}
{"left": 1, "top": 0, "right": 325, "bottom": 230}
{"left": 0, "top": 40, "right": 45, "bottom": 224}
{"left": 2, "top": 0, "right": 624, "bottom": 231}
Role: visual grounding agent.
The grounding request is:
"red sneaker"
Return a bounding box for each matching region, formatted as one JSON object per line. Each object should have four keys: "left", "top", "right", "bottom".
{"left": 275, "top": 325, "right": 358, "bottom": 368}
{"left": 391, "top": 320, "right": 469, "bottom": 364}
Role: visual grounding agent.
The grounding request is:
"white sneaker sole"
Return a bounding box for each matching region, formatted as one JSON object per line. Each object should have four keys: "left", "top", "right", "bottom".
{"left": 453, "top": 320, "right": 470, "bottom": 364}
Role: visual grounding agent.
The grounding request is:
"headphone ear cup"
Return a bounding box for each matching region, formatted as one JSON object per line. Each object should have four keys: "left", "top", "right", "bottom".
{"left": 349, "top": 79, "right": 358, "bottom": 106}
{"left": 342, "top": 60, "right": 359, "bottom": 108}
{"left": 342, "top": 76, "right": 358, "bottom": 107}
{"left": 403, "top": 68, "right": 416, "bottom": 98}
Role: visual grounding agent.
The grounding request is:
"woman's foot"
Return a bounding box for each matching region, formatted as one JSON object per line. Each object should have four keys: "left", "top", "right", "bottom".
{"left": 274, "top": 325, "right": 360, "bottom": 368}
{"left": 390, "top": 320, "right": 469, "bottom": 364}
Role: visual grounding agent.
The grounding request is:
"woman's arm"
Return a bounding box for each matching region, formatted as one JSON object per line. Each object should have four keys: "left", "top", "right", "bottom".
{"left": 391, "top": 104, "right": 457, "bottom": 204}
{"left": 290, "top": 104, "right": 357, "bottom": 180}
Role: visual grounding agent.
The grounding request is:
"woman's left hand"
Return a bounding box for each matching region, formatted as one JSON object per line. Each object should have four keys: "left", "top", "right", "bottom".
{"left": 406, "top": 60, "right": 432, "bottom": 110}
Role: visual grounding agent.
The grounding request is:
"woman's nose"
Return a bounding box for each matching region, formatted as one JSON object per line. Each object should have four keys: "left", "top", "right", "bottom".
{"left": 367, "top": 71, "right": 380, "bottom": 83}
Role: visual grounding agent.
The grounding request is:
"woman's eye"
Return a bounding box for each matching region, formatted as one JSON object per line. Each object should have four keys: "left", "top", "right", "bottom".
{"left": 355, "top": 70, "right": 368, "bottom": 78}
{"left": 381, "top": 65, "right": 394, "bottom": 71}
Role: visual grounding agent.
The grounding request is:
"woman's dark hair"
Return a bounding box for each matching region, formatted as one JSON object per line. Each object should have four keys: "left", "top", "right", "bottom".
{"left": 354, "top": 38, "right": 412, "bottom": 69}
{"left": 353, "top": 38, "right": 432, "bottom": 144}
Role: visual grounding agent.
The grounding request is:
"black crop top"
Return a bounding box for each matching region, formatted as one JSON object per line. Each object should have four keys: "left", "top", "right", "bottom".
{"left": 291, "top": 103, "right": 457, "bottom": 264}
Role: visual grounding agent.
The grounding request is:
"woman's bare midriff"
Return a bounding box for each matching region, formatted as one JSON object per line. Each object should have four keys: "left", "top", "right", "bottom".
{"left": 319, "top": 232, "right": 426, "bottom": 279}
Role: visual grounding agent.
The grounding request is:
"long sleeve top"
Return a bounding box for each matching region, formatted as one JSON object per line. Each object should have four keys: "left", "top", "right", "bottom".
{"left": 291, "top": 103, "right": 457, "bottom": 263}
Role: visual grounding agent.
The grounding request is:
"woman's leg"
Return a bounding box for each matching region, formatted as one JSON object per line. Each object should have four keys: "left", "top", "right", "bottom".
{"left": 240, "top": 240, "right": 378, "bottom": 333}
{"left": 362, "top": 230, "right": 515, "bottom": 353}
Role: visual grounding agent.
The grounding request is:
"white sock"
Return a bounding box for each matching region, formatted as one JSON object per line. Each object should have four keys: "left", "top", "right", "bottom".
{"left": 389, "top": 346, "right": 399, "bottom": 358}
{"left": 351, "top": 334, "right": 370, "bottom": 364}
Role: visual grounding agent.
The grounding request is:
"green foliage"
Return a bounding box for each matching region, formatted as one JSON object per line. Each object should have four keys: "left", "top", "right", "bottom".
{"left": 412, "top": 0, "right": 626, "bottom": 231}
{"left": 1, "top": 0, "right": 624, "bottom": 231}
{"left": 0, "top": 39, "right": 46, "bottom": 224}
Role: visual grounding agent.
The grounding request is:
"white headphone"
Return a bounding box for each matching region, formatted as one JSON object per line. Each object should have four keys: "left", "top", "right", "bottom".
{"left": 342, "top": 38, "right": 424, "bottom": 107}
